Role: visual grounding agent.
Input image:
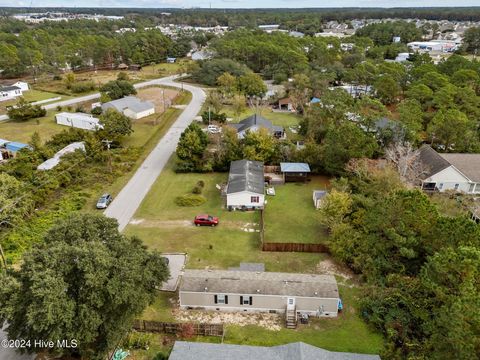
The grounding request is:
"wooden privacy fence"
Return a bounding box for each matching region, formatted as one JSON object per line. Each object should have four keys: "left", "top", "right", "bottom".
{"left": 132, "top": 319, "right": 224, "bottom": 337}
{"left": 262, "top": 242, "right": 330, "bottom": 253}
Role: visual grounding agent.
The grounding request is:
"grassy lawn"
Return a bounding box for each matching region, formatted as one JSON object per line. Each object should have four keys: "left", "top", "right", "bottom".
{"left": 223, "top": 285, "right": 383, "bottom": 354}
{"left": 264, "top": 177, "right": 330, "bottom": 244}
{"left": 0, "top": 111, "right": 62, "bottom": 143}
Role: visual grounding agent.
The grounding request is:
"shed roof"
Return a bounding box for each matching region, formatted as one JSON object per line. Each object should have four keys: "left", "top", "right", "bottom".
{"left": 180, "top": 269, "right": 339, "bottom": 299}
{"left": 227, "top": 159, "right": 264, "bottom": 195}
{"left": 102, "top": 96, "right": 154, "bottom": 114}
{"left": 169, "top": 341, "right": 381, "bottom": 360}
{"left": 5, "top": 142, "right": 29, "bottom": 152}
{"left": 280, "top": 162, "right": 311, "bottom": 173}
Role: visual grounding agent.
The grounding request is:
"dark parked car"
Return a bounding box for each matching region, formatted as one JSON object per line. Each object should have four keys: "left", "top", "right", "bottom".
{"left": 96, "top": 193, "right": 113, "bottom": 209}
{"left": 194, "top": 214, "right": 219, "bottom": 227}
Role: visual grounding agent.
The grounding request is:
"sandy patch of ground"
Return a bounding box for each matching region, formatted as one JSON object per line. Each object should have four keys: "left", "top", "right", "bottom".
{"left": 130, "top": 218, "right": 259, "bottom": 231}
{"left": 137, "top": 87, "right": 178, "bottom": 113}
{"left": 315, "top": 258, "right": 355, "bottom": 281}
{"left": 173, "top": 309, "right": 282, "bottom": 331}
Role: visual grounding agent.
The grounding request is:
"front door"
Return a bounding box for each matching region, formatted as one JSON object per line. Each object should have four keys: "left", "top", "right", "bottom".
{"left": 287, "top": 297, "right": 295, "bottom": 310}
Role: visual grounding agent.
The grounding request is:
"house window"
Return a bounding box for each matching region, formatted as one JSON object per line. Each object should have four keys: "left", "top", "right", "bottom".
{"left": 214, "top": 294, "right": 228, "bottom": 304}
{"left": 251, "top": 196, "right": 260, "bottom": 203}
{"left": 469, "top": 183, "right": 475, "bottom": 193}
{"left": 454, "top": 184, "right": 459, "bottom": 190}
{"left": 240, "top": 296, "right": 253, "bottom": 305}
{"left": 438, "top": 183, "right": 443, "bottom": 190}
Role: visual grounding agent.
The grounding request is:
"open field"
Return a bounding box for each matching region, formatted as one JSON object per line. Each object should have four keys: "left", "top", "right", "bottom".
{"left": 264, "top": 177, "right": 330, "bottom": 244}
{"left": 0, "top": 111, "right": 61, "bottom": 143}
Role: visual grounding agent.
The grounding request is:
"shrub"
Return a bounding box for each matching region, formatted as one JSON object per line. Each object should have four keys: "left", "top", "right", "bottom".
{"left": 53, "top": 74, "right": 62, "bottom": 81}
{"left": 122, "top": 331, "right": 153, "bottom": 350}
{"left": 197, "top": 180, "right": 205, "bottom": 188}
{"left": 175, "top": 194, "right": 207, "bottom": 206}
{"left": 201, "top": 111, "right": 227, "bottom": 124}
{"left": 91, "top": 106, "right": 102, "bottom": 116}
{"left": 70, "top": 81, "right": 96, "bottom": 94}
{"left": 192, "top": 186, "right": 202, "bottom": 194}
{"left": 7, "top": 98, "right": 46, "bottom": 121}
{"left": 56, "top": 105, "right": 62, "bottom": 112}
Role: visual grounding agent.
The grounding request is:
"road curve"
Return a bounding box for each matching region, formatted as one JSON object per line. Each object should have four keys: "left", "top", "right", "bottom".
{"left": 104, "top": 75, "right": 206, "bottom": 231}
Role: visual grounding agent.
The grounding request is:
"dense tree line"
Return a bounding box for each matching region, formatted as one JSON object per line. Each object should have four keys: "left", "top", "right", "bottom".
{"left": 321, "top": 165, "right": 480, "bottom": 359}
{"left": 0, "top": 19, "right": 173, "bottom": 77}
{"left": 4, "top": 8, "right": 480, "bottom": 24}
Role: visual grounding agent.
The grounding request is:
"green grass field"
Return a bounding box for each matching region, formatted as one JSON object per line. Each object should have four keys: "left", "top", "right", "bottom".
{"left": 0, "top": 111, "right": 61, "bottom": 143}
{"left": 264, "top": 177, "right": 330, "bottom": 244}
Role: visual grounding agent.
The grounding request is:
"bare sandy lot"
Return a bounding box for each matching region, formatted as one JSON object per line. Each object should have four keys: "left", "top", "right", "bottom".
{"left": 137, "top": 87, "right": 179, "bottom": 113}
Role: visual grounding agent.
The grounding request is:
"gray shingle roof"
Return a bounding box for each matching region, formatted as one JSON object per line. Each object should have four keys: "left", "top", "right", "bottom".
{"left": 180, "top": 270, "right": 339, "bottom": 299}
{"left": 419, "top": 145, "right": 451, "bottom": 179}
{"left": 227, "top": 159, "right": 264, "bottom": 195}
{"left": 234, "top": 114, "right": 283, "bottom": 134}
{"left": 228, "top": 262, "right": 265, "bottom": 272}
{"left": 0, "top": 85, "right": 21, "bottom": 92}
{"left": 102, "top": 96, "right": 154, "bottom": 114}
{"left": 169, "top": 341, "right": 381, "bottom": 360}
{"left": 439, "top": 153, "right": 480, "bottom": 182}
{"left": 419, "top": 145, "right": 480, "bottom": 182}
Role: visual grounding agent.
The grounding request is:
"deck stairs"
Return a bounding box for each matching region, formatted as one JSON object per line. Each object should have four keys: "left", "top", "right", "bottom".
{"left": 286, "top": 307, "right": 297, "bottom": 329}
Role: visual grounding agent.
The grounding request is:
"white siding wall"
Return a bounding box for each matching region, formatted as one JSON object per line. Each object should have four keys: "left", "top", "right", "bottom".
{"left": 56, "top": 113, "right": 101, "bottom": 131}
{"left": 180, "top": 291, "right": 339, "bottom": 317}
{"left": 227, "top": 191, "right": 265, "bottom": 208}
{"left": 425, "top": 166, "right": 471, "bottom": 192}
{"left": 124, "top": 107, "right": 155, "bottom": 120}
{"left": 0, "top": 89, "right": 22, "bottom": 102}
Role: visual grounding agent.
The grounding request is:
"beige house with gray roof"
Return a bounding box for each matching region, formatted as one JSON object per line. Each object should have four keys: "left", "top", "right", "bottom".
{"left": 179, "top": 269, "right": 340, "bottom": 321}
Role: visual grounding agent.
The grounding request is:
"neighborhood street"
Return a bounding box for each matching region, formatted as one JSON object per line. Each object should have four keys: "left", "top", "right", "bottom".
{"left": 104, "top": 75, "right": 206, "bottom": 231}
{"left": 0, "top": 75, "right": 189, "bottom": 122}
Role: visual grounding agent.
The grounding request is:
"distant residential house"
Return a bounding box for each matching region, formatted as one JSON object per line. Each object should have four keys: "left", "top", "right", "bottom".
{"left": 56, "top": 112, "right": 102, "bottom": 131}
{"left": 191, "top": 49, "right": 214, "bottom": 61}
{"left": 102, "top": 96, "right": 155, "bottom": 120}
{"left": 11, "top": 81, "right": 29, "bottom": 92}
{"left": 129, "top": 64, "right": 142, "bottom": 71}
{"left": 117, "top": 63, "right": 129, "bottom": 70}
{"left": 226, "top": 160, "right": 265, "bottom": 210}
{"left": 169, "top": 341, "right": 381, "bottom": 360}
{"left": 419, "top": 145, "right": 480, "bottom": 193}
{"left": 289, "top": 31, "right": 304, "bottom": 38}
{"left": 0, "top": 85, "right": 23, "bottom": 102}
{"left": 166, "top": 57, "right": 177, "bottom": 63}
{"left": 179, "top": 269, "right": 340, "bottom": 318}
{"left": 277, "top": 97, "right": 294, "bottom": 111}
{"left": 230, "top": 114, "right": 285, "bottom": 139}
{"left": 37, "top": 142, "right": 85, "bottom": 171}
{"left": 280, "top": 162, "right": 311, "bottom": 182}
{"left": 313, "top": 190, "right": 328, "bottom": 209}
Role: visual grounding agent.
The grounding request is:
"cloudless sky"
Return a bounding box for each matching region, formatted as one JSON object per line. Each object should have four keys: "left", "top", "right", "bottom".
{"left": 2, "top": 0, "right": 480, "bottom": 9}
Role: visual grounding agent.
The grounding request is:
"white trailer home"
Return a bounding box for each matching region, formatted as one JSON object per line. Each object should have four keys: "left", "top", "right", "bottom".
{"left": 56, "top": 112, "right": 102, "bottom": 131}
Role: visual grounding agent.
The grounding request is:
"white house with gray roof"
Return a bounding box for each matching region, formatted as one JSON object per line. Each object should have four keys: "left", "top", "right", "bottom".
{"left": 169, "top": 341, "right": 381, "bottom": 360}
{"left": 230, "top": 114, "right": 285, "bottom": 139}
{"left": 179, "top": 269, "right": 340, "bottom": 318}
{"left": 0, "top": 85, "right": 23, "bottom": 102}
{"left": 226, "top": 159, "right": 265, "bottom": 210}
{"left": 101, "top": 96, "right": 155, "bottom": 120}
{"left": 419, "top": 145, "right": 480, "bottom": 193}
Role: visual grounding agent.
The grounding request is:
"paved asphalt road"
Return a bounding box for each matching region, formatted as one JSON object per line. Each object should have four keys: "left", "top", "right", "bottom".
{"left": 0, "top": 75, "right": 189, "bottom": 122}
{"left": 104, "top": 76, "right": 206, "bottom": 231}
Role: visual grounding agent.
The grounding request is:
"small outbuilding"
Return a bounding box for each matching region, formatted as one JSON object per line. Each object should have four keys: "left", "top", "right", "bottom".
{"left": 277, "top": 97, "right": 294, "bottom": 111}
{"left": 37, "top": 142, "right": 85, "bottom": 171}
{"left": 280, "top": 162, "right": 311, "bottom": 182}
{"left": 313, "top": 190, "right": 328, "bottom": 209}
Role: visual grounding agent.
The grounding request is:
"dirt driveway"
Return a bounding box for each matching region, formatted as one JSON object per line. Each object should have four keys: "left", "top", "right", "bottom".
{"left": 137, "top": 87, "right": 179, "bottom": 113}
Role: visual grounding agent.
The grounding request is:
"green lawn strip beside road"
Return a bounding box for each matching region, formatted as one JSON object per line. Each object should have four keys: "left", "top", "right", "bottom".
{"left": 0, "top": 89, "right": 72, "bottom": 114}
{"left": 0, "top": 110, "right": 62, "bottom": 143}
{"left": 264, "top": 178, "right": 330, "bottom": 244}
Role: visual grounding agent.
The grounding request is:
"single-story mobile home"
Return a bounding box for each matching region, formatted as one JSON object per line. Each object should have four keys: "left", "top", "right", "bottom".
{"left": 56, "top": 112, "right": 102, "bottom": 131}
{"left": 179, "top": 269, "right": 340, "bottom": 319}
{"left": 102, "top": 96, "right": 155, "bottom": 120}
{"left": 226, "top": 160, "right": 265, "bottom": 210}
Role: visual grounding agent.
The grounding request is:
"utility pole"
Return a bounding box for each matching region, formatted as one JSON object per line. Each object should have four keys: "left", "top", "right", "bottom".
{"left": 0, "top": 243, "right": 7, "bottom": 272}
{"left": 102, "top": 140, "right": 113, "bottom": 173}
{"left": 162, "top": 89, "right": 166, "bottom": 112}
{"left": 208, "top": 106, "right": 211, "bottom": 125}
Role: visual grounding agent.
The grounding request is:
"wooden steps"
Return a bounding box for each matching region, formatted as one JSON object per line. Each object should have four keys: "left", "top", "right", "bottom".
{"left": 285, "top": 307, "right": 297, "bottom": 329}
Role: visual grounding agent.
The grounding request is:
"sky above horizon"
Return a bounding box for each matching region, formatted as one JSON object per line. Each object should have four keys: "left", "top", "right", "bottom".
{"left": 2, "top": 0, "right": 480, "bottom": 9}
